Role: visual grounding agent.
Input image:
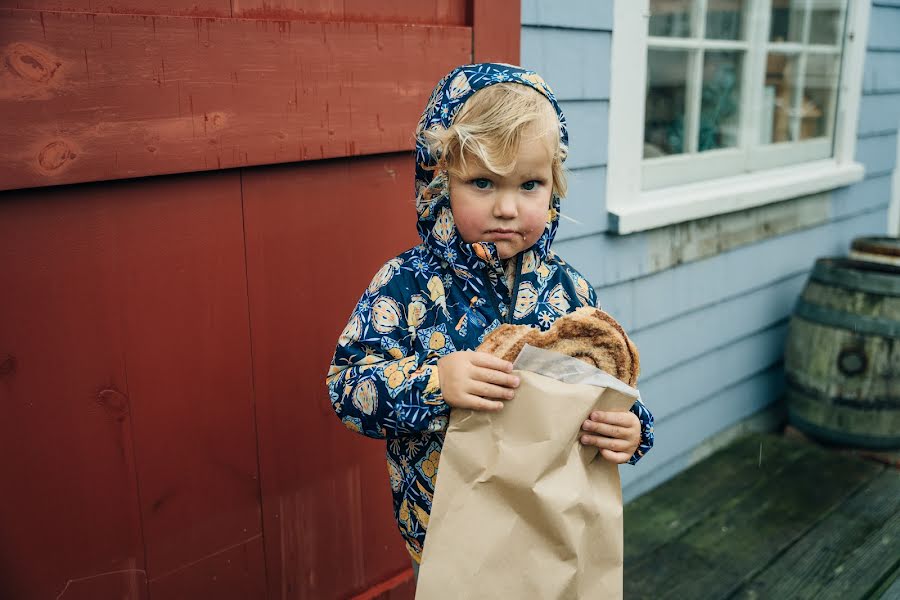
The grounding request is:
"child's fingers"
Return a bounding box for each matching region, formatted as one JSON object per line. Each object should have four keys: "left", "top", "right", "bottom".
{"left": 462, "top": 394, "right": 504, "bottom": 412}
{"left": 471, "top": 366, "right": 520, "bottom": 388}
{"left": 599, "top": 448, "right": 631, "bottom": 464}
{"left": 582, "top": 419, "right": 633, "bottom": 441}
{"left": 580, "top": 433, "right": 634, "bottom": 453}
{"left": 590, "top": 410, "right": 638, "bottom": 426}
{"left": 468, "top": 380, "right": 515, "bottom": 401}
{"left": 470, "top": 352, "right": 514, "bottom": 373}
{"left": 581, "top": 432, "right": 632, "bottom": 463}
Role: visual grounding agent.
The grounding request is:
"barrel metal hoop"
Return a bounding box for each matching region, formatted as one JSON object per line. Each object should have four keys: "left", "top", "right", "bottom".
{"left": 794, "top": 299, "right": 900, "bottom": 338}
{"left": 785, "top": 375, "right": 900, "bottom": 410}
{"left": 811, "top": 262, "right": 900, "bottom": 297}
{"left": 851, "top": 237, "right": 900, "bottom": 258}
{"left": 787, "top": 409, "right": 900, "bottom": 449}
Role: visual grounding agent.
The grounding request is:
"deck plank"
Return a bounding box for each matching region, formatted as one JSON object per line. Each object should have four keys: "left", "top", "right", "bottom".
{"left": 624, "top": 434, "right": 885, "bottom": 599}
{"left": 624, "top": 434, "right": 812, "bottom": 562}
{"left": 817, "top": 509, "right": 900, "bottom": 600}
{"left": 869, "top": 566, "right": 900, "bottom": 600}
{"left": 731, "top": 468, "right": 900, "bottom": 599}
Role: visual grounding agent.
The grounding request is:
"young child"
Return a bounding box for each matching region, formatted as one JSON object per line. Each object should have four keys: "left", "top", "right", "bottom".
{"left": 326, "top": 63, "right": 654, "bottom": 573}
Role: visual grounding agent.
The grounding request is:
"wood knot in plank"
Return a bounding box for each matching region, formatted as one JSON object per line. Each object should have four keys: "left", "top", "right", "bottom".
{"left": 202, "top": 111, "right": 227, "bottom": 133}
{"left": 0, "top": 355, "right": 16, "bottom": 376}
{"left": 97, "top": 388, "right": 129, "bottom": 420}
{"left": 38, "top": 140, "right": 77, "bottom": 172}
{"left": 5, "top": 43, "right": 61, "bottom": 84}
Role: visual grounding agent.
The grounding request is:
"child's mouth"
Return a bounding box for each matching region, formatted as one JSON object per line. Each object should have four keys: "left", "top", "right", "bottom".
{"left": 485, "top": 229, "right": 520, "bottom": 241}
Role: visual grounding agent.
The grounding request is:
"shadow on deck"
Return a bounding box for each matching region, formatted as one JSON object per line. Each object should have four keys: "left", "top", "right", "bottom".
{"left": 624, "top": 433, "right": 900, "bottom": 599}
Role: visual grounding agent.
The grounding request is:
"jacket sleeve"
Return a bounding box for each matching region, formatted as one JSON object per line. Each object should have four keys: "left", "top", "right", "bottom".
{"left": 325, "top": 271, "right": 450, "bottom": 439}
{"left": 627, "top": 392, "right": 654, "bottom": 465}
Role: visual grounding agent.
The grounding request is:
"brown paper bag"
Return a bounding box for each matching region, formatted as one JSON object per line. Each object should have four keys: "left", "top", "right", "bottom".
{"left": 415, "top": 345, "right": 639, "bottom": 599}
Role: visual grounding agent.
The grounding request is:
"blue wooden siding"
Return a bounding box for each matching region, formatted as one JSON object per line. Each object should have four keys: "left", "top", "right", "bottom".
{"left": 520, "top": 0, "right": 897, "bottom": 500}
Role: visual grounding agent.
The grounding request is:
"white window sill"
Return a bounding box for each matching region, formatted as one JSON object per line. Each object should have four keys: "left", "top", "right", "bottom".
{"left": 607, "top": 160, "right": 866, "bottom": 235}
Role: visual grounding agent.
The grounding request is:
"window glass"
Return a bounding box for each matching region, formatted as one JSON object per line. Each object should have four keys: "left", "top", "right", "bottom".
{"left": 800, "top": 53, "right": 841, "bottom": 139}
{"left": 699, "top": 51, "right": 743, "bottom": 151}
{"left": 645, "top": 49, "right": 690, "bottom": 157}
{"left": 770, "top": 0, "right": 806, "bottom": 42}
{"left": 649, "top": 0, "right": 695, "bottom": 37}
{"left": 764, "top": 52, "right": 801, "bottom": 143}
{"left": 808, "top": 0, "right": 843, "bottom": 45}
{"left": 706, "top": 0, "right": 747, "bottom": 40}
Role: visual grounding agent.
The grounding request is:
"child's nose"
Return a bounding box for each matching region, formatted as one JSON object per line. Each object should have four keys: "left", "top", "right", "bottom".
{"left": 492, "top": 192, "right": 518, "bottom": 218}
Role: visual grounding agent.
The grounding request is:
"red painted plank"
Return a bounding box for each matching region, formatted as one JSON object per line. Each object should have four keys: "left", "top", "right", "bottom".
{"left": 350, "top": 568, "right": 416, "bottom": 600}
{"left": 0, "top": 185, "right": 147, "bottom": 600}
{"left": 149, "top": 535, "right": 267, "bottom": 599}
{"left": 104, "top": 172, "right": 267, "bottom": 596}
{"left": 5, "top": 0, "right": 231, "bottom": 17}
{"left": 0, "top": 171, "right": 269, "bottom": 598}
{"left": 7, "top": 0, "right": 468, "bottom": 24}
{"left": 241, "top": 155, "right": 420, "bottom": 599}
{"left": 233, "top": 0, "right": 467, "bottom": 25}
{"left": 384, "top": 577, "right": 416, "bottom": 600}
{"left": 0, "top": 9, "right": 471, "bottom": 191}
{"left": 472, "top": 0, "right": 520, "bottom": 64}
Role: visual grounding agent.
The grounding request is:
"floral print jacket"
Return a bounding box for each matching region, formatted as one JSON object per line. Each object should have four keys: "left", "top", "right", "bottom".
{"left": 326, "top": 63, "right": 654, "bottom": 563}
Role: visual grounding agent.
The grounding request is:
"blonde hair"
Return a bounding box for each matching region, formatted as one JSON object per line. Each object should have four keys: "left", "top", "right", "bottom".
{"left": 423, "top": 83, "right": 568, "bottom": 198}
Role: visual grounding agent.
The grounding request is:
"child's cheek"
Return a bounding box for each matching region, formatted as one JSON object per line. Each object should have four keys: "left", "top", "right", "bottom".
{"left": 521, "top": 205, "right": 549, "bottom": 245}
{"left": 450, "top": 209, "right": 482, "bottom": 244}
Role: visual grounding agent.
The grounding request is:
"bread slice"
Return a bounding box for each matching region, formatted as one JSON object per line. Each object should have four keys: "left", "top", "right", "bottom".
{"left": 477, "top": 306, "right": 640, "bottom": 386}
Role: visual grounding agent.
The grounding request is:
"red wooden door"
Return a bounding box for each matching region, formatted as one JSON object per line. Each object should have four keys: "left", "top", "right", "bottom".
{"left": 0, "top": 1, "right": 518, "bottom": 598}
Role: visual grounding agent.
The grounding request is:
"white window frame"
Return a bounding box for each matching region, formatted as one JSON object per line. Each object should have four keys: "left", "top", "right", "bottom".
{"left": 607, "top": 0, "right": 870, "bottom": 234}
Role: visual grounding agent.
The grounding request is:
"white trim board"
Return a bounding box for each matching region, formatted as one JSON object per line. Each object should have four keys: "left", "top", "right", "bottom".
{"left": 609, "top": 160, "right": 864, "bottom": 233}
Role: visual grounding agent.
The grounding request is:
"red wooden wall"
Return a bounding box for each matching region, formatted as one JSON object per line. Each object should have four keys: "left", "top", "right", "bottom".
{"left": 0, "top": 1, "right": 519, "bottom": 598}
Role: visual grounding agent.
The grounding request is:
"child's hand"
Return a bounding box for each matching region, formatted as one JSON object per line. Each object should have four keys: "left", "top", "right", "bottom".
{"left": 437, "top": 351, "right": 519, "bottom": 411}
{"left": 580, "top": 410, "right": 641, "bottom": 464}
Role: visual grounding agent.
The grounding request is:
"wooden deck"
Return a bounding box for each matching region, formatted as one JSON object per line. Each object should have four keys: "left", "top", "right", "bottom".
{"left": 624, "top": 433, "right": 900, "bottom": 599}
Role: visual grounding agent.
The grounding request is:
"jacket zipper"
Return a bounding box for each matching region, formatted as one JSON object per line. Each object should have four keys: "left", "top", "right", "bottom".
{"left": 506, "top": 253, "right": 524, "bottom": 324}
{"left": 481, "top": 253, "right": 524, "bottom": 325}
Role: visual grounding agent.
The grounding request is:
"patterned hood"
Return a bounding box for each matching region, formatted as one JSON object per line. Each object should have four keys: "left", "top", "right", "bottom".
{"left": 413, "top": 63, "right": 569, "bottom": 275}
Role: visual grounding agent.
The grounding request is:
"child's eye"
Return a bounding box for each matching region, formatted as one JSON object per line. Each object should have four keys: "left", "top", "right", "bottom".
{"left": 470, "top": 178, "right": 492, "bottom": 190}
{"left": 522, "top": 180, "right": 542, "bottom": 191}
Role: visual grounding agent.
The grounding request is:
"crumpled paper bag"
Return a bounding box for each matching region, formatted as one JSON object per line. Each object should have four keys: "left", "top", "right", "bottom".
{"left": 415, "top": 345, "right": 639, "bottom": 599}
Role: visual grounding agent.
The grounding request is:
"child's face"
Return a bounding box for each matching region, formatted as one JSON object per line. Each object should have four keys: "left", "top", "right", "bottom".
{"left": 448, "top": 135, "right": 554, "bottom": 260}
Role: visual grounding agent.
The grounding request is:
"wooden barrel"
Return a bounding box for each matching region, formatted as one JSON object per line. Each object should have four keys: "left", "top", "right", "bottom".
{"left": 784, "top": 257, "right": 900, "bottom": 449}
{"left": 849, "top": 236, "right": 900, "bottom": 267}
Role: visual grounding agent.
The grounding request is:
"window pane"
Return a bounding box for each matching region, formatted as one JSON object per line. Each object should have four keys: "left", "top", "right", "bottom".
{"left": 800, "top": 54, "right": 840, "bottom": 139}
{"left": 770, "top": 0, "right": 806, "bottom": 43}
{"left": 699, "top": 51, "right": 743, "bottom": 151}
{"left": 649, "top": 0, "right": 695, "bottom": 38}
{"left": 809, "top": 0, "right": 844, "bottom": 45}
{"left": 763, "top": 53, "right": 800, "bottom": 143}
{"left": 645, "top": 50, "right": 690, "bottom": 157}
{"left": 706, "top": 0, "right": 746, "bottom": 40}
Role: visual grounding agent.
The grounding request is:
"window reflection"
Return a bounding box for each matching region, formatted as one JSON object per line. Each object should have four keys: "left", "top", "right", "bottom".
{"left": 649, "top": 0, "right": 695, "bottom": 37}
{"left": 764, "top": 53, "right": 800, "bottom": 142}
{"left": 809, "top": 0, "right": 843, "bottom": 45}
{"left": 644, "top": 49, "right": 690, "bottom": 157}
{"left": 699, "top": 52, "right": 742, "bottom": 151}
{"left": 801, "top": 54, "right": 840, "bottom": 139}
{"left": 770, "top": 0, "right": 806, "bottom": 42}
{"left": 706, "top": 0, "right": 746, "bottom": 40}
